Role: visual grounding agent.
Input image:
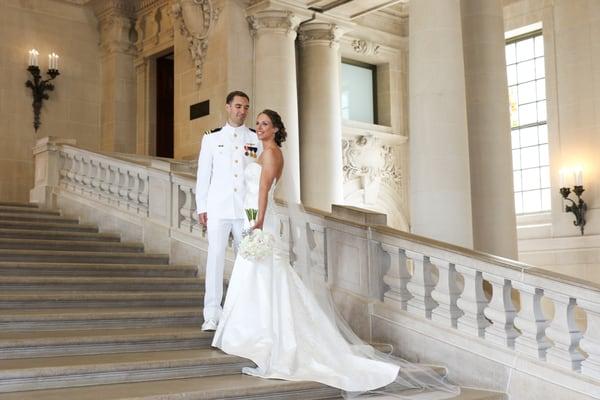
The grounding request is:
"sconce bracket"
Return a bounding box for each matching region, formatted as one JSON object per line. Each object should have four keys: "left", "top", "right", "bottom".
{"left": 560, "top": 185, "right": 587, "bottom": 235}
{"left": 25, "top": 65, "right": 60, "bottom": 131}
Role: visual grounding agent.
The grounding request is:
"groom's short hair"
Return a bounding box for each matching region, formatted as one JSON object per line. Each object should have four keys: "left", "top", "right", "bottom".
{"left": 226, "top": 90, "right": 250, "bottom": 105}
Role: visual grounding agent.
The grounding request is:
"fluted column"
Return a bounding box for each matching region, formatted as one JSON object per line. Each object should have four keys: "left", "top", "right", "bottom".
{"left": 409, "top": 0, "right": 473, "bottom": 247}
{"left": 93, "top": 1, "right": 137, "bottom": 153}
{"left": 461, "top": 0, "right": 518, "bottom": 258}
{"left": 246, "top": 9, "right": 301, "bottom": 200}
{"left": 298, "top": 22, "right": 344, "bottom": 212}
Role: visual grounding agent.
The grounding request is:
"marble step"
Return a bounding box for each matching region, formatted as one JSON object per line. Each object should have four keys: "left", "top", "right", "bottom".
{"left": 0, "top": 238, "right": 143, "bottom": 253}
{"left": 0, "top": 327, "right": 212, "bottom": 359}
{"left": 0, "top": 307, "right": 203, "bottom": 331}
{"left": 0, "top": 276, "right": 203, "bottom": 292}
{"left": 0, "top": 291, "right": 203, "bottom": 309}
{"left": 0, "top": 220, "right": 98, "bottom": 232}
{"left": 0, "top": 228, "right": 120, "bottom": 242}
{"left": 0, "top": 374, "right": 341, "bottom": 400}
{"left": 0, "top": 249, "right": 168, "bottom": 264}
{"left": 0, "top": 349, "right": 251, "bottom": 393}
{"left": 0, "top": 202, "right": 37, "bottom": 209}
{"left": 0, "top": 212, "right": 79, "bottom": 224}
{"left": 0, "top": 205, "right": 60, "bottom": 215}
{"left": 0, "top": 262, "right": 197, "bottom": 277}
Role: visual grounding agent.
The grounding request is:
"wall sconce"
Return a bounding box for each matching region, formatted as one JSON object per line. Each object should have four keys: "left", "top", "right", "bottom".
{"left": 559, "top": 166, "right": 587, "bottom": 235}
{"left": 25, "top": 49, "right": 60, "bottom": 131}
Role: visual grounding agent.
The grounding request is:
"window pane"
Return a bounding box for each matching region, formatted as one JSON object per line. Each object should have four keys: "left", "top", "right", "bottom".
{"left": 535, "top": 58, "right": 545, "bottom": 78}
{"left": 506, "top": 43, "right": 516, "bottom": 64}
{"left": 514, "top": 192, "right": 523, "bottom": 214}
{"left": 512, "top": 149, "right": 521, "bottom": 170}
{"left": 540, "top": 166, "right": 550, "bottom": 188}
{"left": 522, "top": 168, "right": 541, "bottom": 190}
{"left": 517, "top": 59, "right": 536, "bottom": 82}
{"left": 341, "top": 62, "right": 375, "bottom": 124}
{"left": 513, "top": 171, "right": 522, "bottom": 191}
{"left": 539, "top": 143, "right": 549, "bottom": 166}
{"left": 521, "top": 146, "right": 540, "bottom": 169}
{"left": 537, "top": 100, "right": 547, "bottom": 121}
{"left": 541, "top": 188, "right": 551, "bottom": 210}
{"left": 523, "top": 190, "right": 542, "bottom": 213}
{"left": 516, "top": 38, "right": 534, "bottom": 62}
{"left": 519, "top": 102, "right": 538, "bottom": 125}
{"left": 520, "top": 126, "right": 538, "bottom": 147}
{"left": 538, "top": 124, "right": 548, "bottom": 143}
{"left": 507, "top": 65, "right": 517, "bottom": 86}
{"left": 536, "top": 78, "right": 546, "bottom": 100}
{"left": 534, "top": 35, "right": 544, "bottom": 57}
{"left": 511, "top": 129, "right": 520, "bottom": 149}
{"left": 518, "top": 81, "right": 537, "bottom": 104}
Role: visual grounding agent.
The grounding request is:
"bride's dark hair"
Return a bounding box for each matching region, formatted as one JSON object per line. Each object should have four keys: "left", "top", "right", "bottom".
{"left": 260, "top": 109, "right": 287, "bottom": 147}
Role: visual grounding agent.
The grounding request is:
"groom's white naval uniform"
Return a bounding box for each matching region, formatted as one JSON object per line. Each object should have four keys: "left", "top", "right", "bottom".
{"left": 195, "top": 122, "right": 261, "bottom": 326}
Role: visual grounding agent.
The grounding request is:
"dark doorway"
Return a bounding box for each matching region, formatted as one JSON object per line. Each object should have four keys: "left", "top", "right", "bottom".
{"left": 156, "top": 53, "right": 174, "bottom": 158}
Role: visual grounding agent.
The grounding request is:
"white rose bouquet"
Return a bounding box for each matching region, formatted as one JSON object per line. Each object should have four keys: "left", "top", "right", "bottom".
{"left": 239, "top": 228, "right": 274, "bottom": 261}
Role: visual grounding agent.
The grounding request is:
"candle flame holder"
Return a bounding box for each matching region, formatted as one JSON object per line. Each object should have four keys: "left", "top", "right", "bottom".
{"left": 559, "top": 185, "right": 587, "bottom": 235}
{"left": 25, "top": 65, "right": 60, "bottom": 131}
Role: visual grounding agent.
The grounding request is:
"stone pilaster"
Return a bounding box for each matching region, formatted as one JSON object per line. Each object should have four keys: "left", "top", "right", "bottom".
{"left": 298, "top": 21, "right": 345, "bottom": 212}
{"left": 246, "top": 7, "right": 301, "bottom": 200}
{"left": 93, "top": 0, "right": 137, "bottom": 153}
{"left": 408, "top": 0, "right": 473, "bottom": 248}
{"left": 462, "top": 0, "right": 518, "bottom": 258}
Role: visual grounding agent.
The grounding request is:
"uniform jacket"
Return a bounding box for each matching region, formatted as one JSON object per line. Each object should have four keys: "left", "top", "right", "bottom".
{"left": 195, "top": 123, "right": 261, "bottom": 220}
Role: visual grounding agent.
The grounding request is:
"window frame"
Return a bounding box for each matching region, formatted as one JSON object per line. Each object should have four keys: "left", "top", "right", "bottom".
{"left": 341, "top": 58, "right": 378, "bottom": 125}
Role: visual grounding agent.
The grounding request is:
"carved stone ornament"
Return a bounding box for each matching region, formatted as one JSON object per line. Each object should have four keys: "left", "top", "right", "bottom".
{"left": 342, "top": 135, "right": 402, "bottom": 192}
{"left": 352, "top": 39, "right": 380, "bottom": 56}
{"left": 172, "top": 0, "right": 220, "bottom": 86}
{"left": 298, "top": 23, "right": 342, "bottom": 48}
{"left": 247, "top": 10, "right": 299, "bottom": 37}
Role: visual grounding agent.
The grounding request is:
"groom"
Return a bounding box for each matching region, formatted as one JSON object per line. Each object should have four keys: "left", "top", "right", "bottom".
{"left": 195, "top": 90, "right": 261, "bottom": 331}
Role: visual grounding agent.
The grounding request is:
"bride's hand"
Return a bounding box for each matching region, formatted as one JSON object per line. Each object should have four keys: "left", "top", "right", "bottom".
{"left": 252, "top": 219, "right": 264, "bottom": 230}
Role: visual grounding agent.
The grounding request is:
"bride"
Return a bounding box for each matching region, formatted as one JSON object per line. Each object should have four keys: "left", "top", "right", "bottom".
{"left": 212, "top": 109, "right": 459, "bottom": 397}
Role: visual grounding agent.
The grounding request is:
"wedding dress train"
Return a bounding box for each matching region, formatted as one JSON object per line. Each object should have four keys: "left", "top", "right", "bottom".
{"left": 212, "top": 162, "right": 400, "bottom": 392}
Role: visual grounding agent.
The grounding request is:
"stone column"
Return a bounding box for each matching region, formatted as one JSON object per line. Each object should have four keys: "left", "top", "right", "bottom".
{"left": 461, "top": 0, "right": 518, "bottom": 259}
{"left": 93, "top": 1, "right": 137, "bottom": 154}
{"left": 298, "top": 22, "right": 344, "bottom": 212}
{"left": 247, "top": 8, "right": 301, "bottom": 200}
{"left": 409, "top": 0, "right": 473, "bottom": 248}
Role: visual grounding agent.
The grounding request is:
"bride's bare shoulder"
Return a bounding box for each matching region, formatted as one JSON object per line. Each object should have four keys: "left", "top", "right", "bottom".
{"left": 261, "top": 147, "right": 283, "bottom": 165}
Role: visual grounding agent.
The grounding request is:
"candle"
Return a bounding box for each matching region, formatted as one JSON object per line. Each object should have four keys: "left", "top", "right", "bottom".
{"left": 573, "top": 166, "right": 583, "bottom": 186}
{"left": 54, "top": 54, "right": 59, "bottom": 70}
{"left": 28, "top": 49, "right": 39, "bottom": 67}
{"left": 48, "top": 54, "right": 53, "bottom": 70}
{"left": 559, "top": 168, "right": 567, "bottom": 188}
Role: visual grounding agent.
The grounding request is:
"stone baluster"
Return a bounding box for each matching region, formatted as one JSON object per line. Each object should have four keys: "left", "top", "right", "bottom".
{"left": 545, "top": 291, "right": 584, "bottom": 371}
{"left": 81, "top": 157, "right": 91, "bottom": 190}
{"left": 59, "top": 153, "right": 71, "bottom": 187}
{"left": 308, "top": 222, "right": 327, "bottom": 281}
{"left": 430, "top": 257, "right": 463, "bottom": 328}
{"left": 98, "top": 162, "right": 109, "bottom": 198}
{"left": 482, "top": 272, "right": 518, "bottom": 348}
{"left": 118, "top": 169, "right": 130, "bottom": 203}
{"left": 89, "top": 159, "right": 100, "bottom": 191}
{"left": 455, "top": 265, "right": 489, "bottom": 338}
{"left": 73, "top": 155, "right": 83, "bottom": 186}
{"left": 513, "top": 283, "right": 551, "bottom": 360}
{"left": 577, "top": 299, "right": 600, "bottom": 378}
{"left": 382, "top": 245, "right": 412, "bottom": 311}
{"left": 108, "top": 165, "right": 120, "bottom": 200}
{"left": 178, "top": 185, "right": 195, "bottom": 233}
{"left": 138, "top": 173, "right": 149, "bottom": 214}
{"left": 405, "top": 250, "right": 437, "bottom": 319}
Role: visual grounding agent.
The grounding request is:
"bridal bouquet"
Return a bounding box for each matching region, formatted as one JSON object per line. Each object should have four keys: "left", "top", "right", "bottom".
{"left": 239, "top": 228, "right": 274, "bottom": 261}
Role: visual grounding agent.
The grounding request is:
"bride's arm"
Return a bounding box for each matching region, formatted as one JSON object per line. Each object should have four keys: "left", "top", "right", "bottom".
{"left": 254, "top": 149, "right": 282, "bottom": 230}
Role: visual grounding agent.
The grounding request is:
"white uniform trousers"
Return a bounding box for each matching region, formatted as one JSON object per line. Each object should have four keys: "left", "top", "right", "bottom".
{"left": 204, "top": 217, "right": 244, "bottom": 322}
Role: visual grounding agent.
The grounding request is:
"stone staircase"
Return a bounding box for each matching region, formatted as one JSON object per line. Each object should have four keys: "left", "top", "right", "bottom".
{"left": 0, "top": 202, "right": 506, "bottom": 399}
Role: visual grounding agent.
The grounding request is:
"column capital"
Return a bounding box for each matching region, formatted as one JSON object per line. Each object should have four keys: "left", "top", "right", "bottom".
{"left": 298, "top": 22, "right": 344, "bottom": 48}
{"left": 247, "top": 9, "right": 300, "bottom": 38}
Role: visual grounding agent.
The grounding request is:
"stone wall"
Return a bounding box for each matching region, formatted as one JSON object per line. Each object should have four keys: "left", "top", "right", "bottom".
{"left": 0, "top": 0, "right": 101, "bottom": 202}
{"left": 504, "top": 0, "right": 600, "bottom": 269}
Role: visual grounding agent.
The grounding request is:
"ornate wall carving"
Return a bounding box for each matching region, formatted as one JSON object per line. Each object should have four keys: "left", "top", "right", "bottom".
{"left": 352, "top": 39, "right": 380, "bottom": 55}
{"left": 171, "top": 0, "right": 219, "bottom": 86}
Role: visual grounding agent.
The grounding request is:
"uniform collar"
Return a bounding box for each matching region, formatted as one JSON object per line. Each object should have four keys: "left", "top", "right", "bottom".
{"left": 224, "top": 122, "right": 246, "bottom": 132}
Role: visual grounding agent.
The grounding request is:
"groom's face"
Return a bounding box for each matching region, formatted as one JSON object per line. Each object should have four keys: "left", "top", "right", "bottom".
{"left": 226, "top": 95, "right": 250, "bottom": 127}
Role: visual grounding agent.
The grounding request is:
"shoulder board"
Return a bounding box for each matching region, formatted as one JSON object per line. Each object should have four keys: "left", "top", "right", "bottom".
{"left": 249, "top": 128, "right": 256, "bottom": 133}
{"left": 204, "top": 127, "right": 222, "bottom": 136}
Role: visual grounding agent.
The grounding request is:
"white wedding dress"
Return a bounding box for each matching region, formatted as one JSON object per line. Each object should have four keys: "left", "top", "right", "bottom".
{"left": 212, "top": 163, "right": 400, "bottom": 392}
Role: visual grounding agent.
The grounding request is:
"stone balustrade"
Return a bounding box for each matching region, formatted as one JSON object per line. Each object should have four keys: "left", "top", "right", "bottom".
{"left": 30, "top": 137, "right": 600, "bottom": 397}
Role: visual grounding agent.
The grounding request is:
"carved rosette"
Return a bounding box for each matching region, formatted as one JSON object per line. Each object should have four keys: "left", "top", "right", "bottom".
{"left": 172, "top": 0, "right": 220, "bottom": 86}
{"left": 298, "top": 22, "right": 342, "bottom": 48}
{"left": 342, "top": 135, "right": 403, "bottom": 193}
{"left": 352, "top": 39, "right": 380, "bottom": 56}
{"left": 247, "top": 10, "right": 300, "bottom": 38}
